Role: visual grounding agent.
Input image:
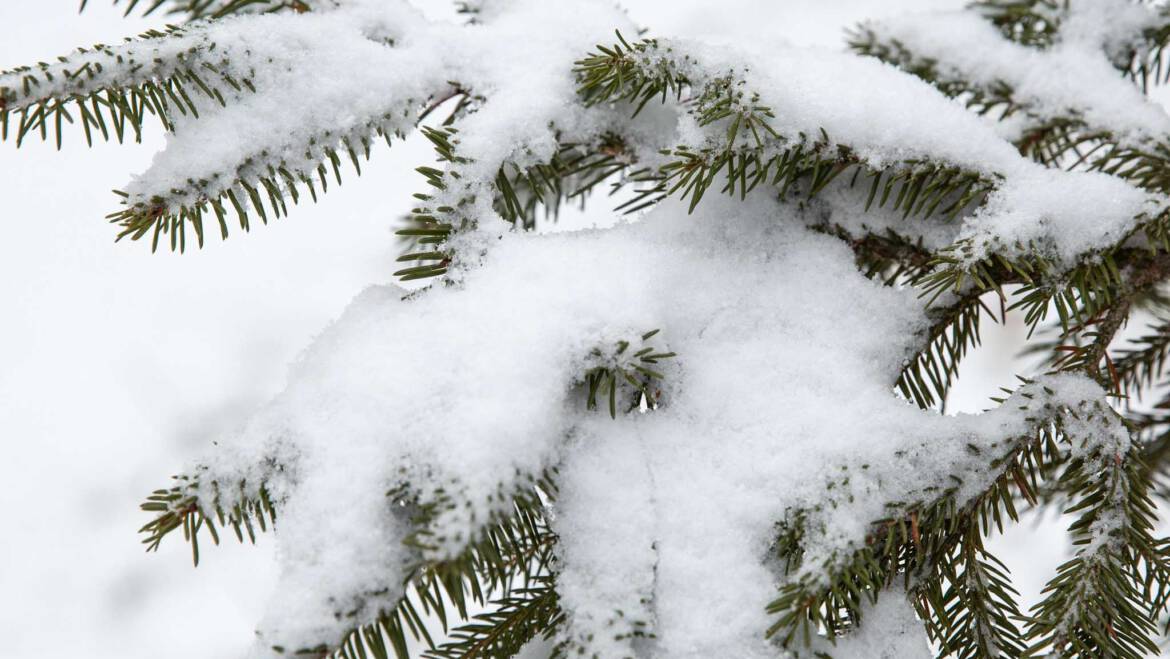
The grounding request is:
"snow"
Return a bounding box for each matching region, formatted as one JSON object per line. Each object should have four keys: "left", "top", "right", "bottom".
{"left": 6, "top": 0, "right": 1157, "bottom": 268}
{"left": 0, "top": 0, "right": 1156, "bottom": 657}
{"left": 865, "top": 5, "right": 1170, "bottom": 146}
{"left": 622, "top": 35, "right": 1157, "bottom": 267}
{"left": 823, "top": 593, "right": 933, "bottom": 659}
{"left": 1, "top": 0, "right": 637, "bottom": 222}
{"left": 188, "top": 191, "right": 1129, "bottom": 656}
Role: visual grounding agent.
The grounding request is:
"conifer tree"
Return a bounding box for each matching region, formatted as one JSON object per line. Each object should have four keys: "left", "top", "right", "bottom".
{"left": 9, "top": 0, "right": 1170, "bottom": 656}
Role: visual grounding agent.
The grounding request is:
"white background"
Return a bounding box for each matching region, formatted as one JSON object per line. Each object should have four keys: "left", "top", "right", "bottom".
{"left": 0, "top": 1, "right": 1075, "bottom": 657}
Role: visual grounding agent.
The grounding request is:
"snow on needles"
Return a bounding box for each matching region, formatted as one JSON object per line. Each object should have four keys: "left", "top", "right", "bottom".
{"left": 58, "top": 0, "right": 1154, "bottom": 655}
{"left": 866, "top": 2, "right": 1170, "bottom": 145}
{"left": 626, "top": 35, "right": 1156, "bottom": 267}
{"left": 206, "top": 195, "right": 1126, "bottom": 656}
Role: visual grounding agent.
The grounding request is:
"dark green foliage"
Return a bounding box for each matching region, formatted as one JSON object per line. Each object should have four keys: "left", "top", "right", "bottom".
{"left": 320, "top": 478, "right": 561, "bottom": 659}
{"left": 767, "top": 389, "right": 1170, "bottom": 658}
{"left": 851, "top": 6, "right": 1170, "bottom": 198}
{"left": 423, "top": 579, "right": 564, "bottom": 659}
{"left": 848, "top": 26, "right": 1021, "bottom": 121}
{"left": 82, "top": 0, "right": 312, "bottom": 20}
{"left": 108, "top": 123, "right": 397, "bottom": 252}
{"left": 1115, "top": 319, "right": 1170, "bottom": 400}
{"left": 970, "top": 0, "right": 1062, "bottom": 48}
{"left": 921, "top": 532, "right": 1026, "bottom": 659}
{"left": 1025, "top": 450, "right": 1170, "bottom": 658}
{"left": 581, "top": 329, "right": 676, "bottom": 419}
{"left": 492, "top": 133, "right": 633, "bottom": 230}
{"left": 767, "top": 392, "right": 1064, "bottom": 654}
{"left": 139, "top": 471, "right": 277, "bottom": 566}
{"left": 1127, "top": 19, "right": 1170, "bottom": 92}
{"left": 395, "top": 125, "right": 638, "bottom": 283}
{"left": 0, "top": 20, "right": 422, "bottom": 253}
{"left": 0, "top": 25, "right": 243, "bottom": 149}
{"left": 577, "top": 33, "right": 996, "bottom": 222}
{"left": 896, "top": 293, "right": 993, "bottom": 410}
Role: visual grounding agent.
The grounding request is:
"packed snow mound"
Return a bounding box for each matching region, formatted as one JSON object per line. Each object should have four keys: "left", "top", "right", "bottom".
{"left": 201, "top": 194, "right": 1122, "bottom": 656}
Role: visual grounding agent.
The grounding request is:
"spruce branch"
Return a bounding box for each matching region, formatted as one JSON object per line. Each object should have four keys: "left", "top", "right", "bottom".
{"left": 897, "top": 291, "right": 995, "bottom": 410}
{"left": 313, "top": 478, "right": 559, "bottom": 659}
{"left": 830, "top": 227, "right": 934, "bottom": 286}
{"left": 0, "top": 25, "right": 249, "bottom": 149}
{"left": 422, "top": 578, "right": 564, "bottom": 659}
{"left": 82, "top": 0, "right": 315, "bottom": 20}
{"left": 1118, "top": 9, "right": 1170, "bottom": 93}
{"left": 767, "top": 384, "right": 1122, "bottom": 655}
{"left": 969, "top": 0, "right": 1061, "bottom": 49}
{"left": 919, "top": 527, "right": 1026, "bottom": 659}
{"left": 852, "top": 11, "right": 1170, "bottom": 186}
{"left": 493, "top": 133, "right": 633, "bottom": 230}
{"left": 139, "top": 469, "right": 277, "bottom": 566}
{"left": 109, "top": 111, "right": 415, "bottom": 252}
{"left": 314, "top": 328, "right": 677, "bottom": 656}
{"left": 580, "top": 329, "right": 675, "bottom": 419}
{"left": 396, "top": 126, "right": 638, "bottom": 283}
{"left": 768, "top": 426, "right": 1037, "bottom": 648}
{"left": 1114, "top": 318, "right": 1170, "bottom": 402}
{"left": 1024, "top": 449, "right": 1170, "bottom": 657}
{"left": 848, "top": 26, "right": 1021, "bottom": 121}
{"left": 918, "top": 238, "right": 1132, "bottom": 338}
{"left": 577, "top": 33, "right": 996, "bottom": 221}
{"left": 1, "top": 13, "right": 459, "bottom": 252}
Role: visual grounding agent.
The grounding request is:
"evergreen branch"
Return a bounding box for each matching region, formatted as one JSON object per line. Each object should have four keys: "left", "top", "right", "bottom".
{"left": 1134, "top": 403, "right": 1170, "bottom": 491}
{"left": 578, "top": 33, "right": 996, "bottom": 221}
{"left": 919, "top": 241, "right": 1123, "bottom": 336}
{"left": 1, "top": 16, "right": 451, "bottom": 252}
{"left": 109, "top": 114, "right": 411, "bottom": 252}
{"left": 395, "top": 126, "right": 637, "bottom": 283}
{"left": 138, "top": 470, "right": 277, "bottom": 566}
{"left": 850, "top": 20, "right": 1170, "bottom": 180}
{"left": 580, "top": 328, "right": 676, "bottom": 419}
{"left": 82, "top": 0, "right": 314, "bottom": 19}
{"left": 1091, "top": 139, "right": 1170, "bottom": 196}
{"left": 650, "top": 142, "right": 993, "bottom": 221}
{"left": 921, "top": 244, "right": 1170, "bottom": 406}
{"left": 1024, "top": 250, "right": 1170, "bottom": 391}
{"left": 1024, "top": 450, "right": 1170, "bottom": 657}
{"left": 1114, "top": 319, "right": 1170, "bottom": 401}
{"left": 1021, "top": 127, "right": 1170, "bottom": 196}
{"left": 493, "top": 133, "right": 633, "bottom": 230}
{"left": 969, "top": 0, "right": 1061, "bottom": 49}
{"left": 573, "top": 32, "right": 687, "bottom": 112}
{"left": 422, "top": 578, "right": 564, "bottom": 659}
{"left": 848, "top": 26, "right": 1021, "bottom": 121}
{"left": 1122, "top": 13, "right": 1170, "bottom": 93}
{"left": 919, "top": 527, "right": 1027, "bottom": 659}
{"left": 393, "top": 126, "right": 465, "bottom": 282}
{"left": 831, "top": 228, "right": 934, "bottom": 286}
{"left": 767, "top": 384, "right": 1101, "bottom": 654}
{"left": 318, "top": 480, "right": 559, "bottom": 659}
{"left": 0, "top": 25, "right": 248, "bottom": 149}
{"left": 897, "top": 291, "right": 994, "bottom": 410}
{"left": 313, "top": 329, "right": 674, "bottom": 659}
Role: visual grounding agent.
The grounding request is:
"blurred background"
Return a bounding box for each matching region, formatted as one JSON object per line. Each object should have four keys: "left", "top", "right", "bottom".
{"left": 0, "top": 1, "right": 1081, "bottom": 657}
